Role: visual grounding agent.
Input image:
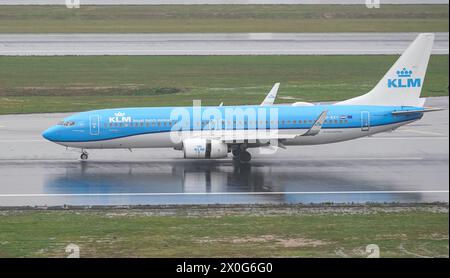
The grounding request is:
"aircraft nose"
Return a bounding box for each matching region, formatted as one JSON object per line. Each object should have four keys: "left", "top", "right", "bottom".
{"left": 42, "top": 126, "right": 59, "bottom": 142}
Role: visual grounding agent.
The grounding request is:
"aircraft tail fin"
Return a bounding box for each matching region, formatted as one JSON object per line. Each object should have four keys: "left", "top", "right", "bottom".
{"left": 336, "top": 33, "right": 434, "bottom": 107}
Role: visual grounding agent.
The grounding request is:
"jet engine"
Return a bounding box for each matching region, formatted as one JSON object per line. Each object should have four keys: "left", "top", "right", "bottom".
{"left": 182, "top": 138, "right": 228, "bottom": 159}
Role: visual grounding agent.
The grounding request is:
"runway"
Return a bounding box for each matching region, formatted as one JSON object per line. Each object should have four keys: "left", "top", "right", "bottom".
{"left": 2, "top": 1, "right": 446, "bottom": 4}
{"left": 1, "top": 33, "right": 448, "bottom": 56}
{"left": 0, "top": 97, "right": 448, "bottom": 206}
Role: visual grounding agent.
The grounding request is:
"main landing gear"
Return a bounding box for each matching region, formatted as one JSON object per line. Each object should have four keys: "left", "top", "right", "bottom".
{"left": 80, "top": 150, "right": 88, "bottom": 160}
{"left": 232, "top": 147, "right": 252, "bottom": 163}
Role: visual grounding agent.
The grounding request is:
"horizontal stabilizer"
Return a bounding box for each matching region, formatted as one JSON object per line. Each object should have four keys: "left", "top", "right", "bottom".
{"left": 392, "top": 107, "right": 446, "bottom": 115}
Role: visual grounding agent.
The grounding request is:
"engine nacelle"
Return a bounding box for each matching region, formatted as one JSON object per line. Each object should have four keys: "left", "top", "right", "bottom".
{"left": 182, "top": 138, "right": 228, "bottom": 159}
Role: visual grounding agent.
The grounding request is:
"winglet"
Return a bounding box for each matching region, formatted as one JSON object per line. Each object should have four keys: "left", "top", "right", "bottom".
{"left": 261, "top": 83, "right": 280, "bottom": 106}
{"left": 302, "top": 110, "right": 328, "bottom": 136}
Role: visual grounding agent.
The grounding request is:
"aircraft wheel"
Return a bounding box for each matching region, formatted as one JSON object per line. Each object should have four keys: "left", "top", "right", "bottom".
{"left": 239, "top": 151, "right": 251, "bottom": 163}
{"left": 80, "top": 153, "right": 88, "bottom": 160}
{"left": 232, "top": 149, "right": 240, "bottom": 158}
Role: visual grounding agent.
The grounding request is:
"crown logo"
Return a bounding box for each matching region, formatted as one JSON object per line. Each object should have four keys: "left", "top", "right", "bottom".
{"left": 114, "top": 112, "right": 125, "bottom": 117}
{"left": 396, "top": 68, "right": 412, "bottom": 78}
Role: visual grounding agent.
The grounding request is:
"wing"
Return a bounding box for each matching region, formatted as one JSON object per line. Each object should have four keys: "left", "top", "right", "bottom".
{"left": 199, "top": 110, "right": 328, "bottom": 143}
{"left": 260, "top": 83, "right": 280, "bottom": 106}
{"left": 302, "top": 110, "right": 328, "bottom": 136}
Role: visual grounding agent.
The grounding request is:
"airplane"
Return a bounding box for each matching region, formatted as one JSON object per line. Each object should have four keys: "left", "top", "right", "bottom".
{"left": 42, "top": 33, "right": 444, "bottom": 163}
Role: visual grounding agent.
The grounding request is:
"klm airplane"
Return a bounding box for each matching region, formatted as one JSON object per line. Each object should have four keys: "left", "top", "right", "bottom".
{"left": 42, "top": 33, "right": 443, "bottom": 163}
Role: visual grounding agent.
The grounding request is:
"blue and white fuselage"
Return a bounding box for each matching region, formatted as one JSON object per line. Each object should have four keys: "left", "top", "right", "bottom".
{"left": 41, "top": 33, "right": 442, "bottom": 162}
{"left": 42, "top": 104, "right": 423, "bottom": 149}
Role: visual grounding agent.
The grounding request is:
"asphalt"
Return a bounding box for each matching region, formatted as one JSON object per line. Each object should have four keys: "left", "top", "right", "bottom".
{"left": 1, "top": 33, "right": 448, "bottom": 56}
{"left": 2, "top": 1, "right": 447, "bottom": 4}
{"left": 0, "top": 97, "right": 448, "bottom": 206}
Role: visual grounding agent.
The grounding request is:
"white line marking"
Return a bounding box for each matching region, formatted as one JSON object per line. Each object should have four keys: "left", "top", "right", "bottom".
{"left": 0, "top": 49, "right": 448, "bottom": 56}
{"left": 363, "top": 137, "right": 449, "bottom": 140}
{"left": 0, "top": 139, "right": 45, "bottom": 142}
{"left": 0, "top": 190, "right": 448, "bottom": 198}
{"left": 399, "top": 129, "right": 446, "bottom": 136}
{"left": 262, "top": 157, "right": 424, "bottom": 161}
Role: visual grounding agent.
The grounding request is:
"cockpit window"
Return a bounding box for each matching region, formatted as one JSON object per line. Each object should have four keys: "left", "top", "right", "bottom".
{"left": 57, "top": 120, "right": 75, "bottom": 126}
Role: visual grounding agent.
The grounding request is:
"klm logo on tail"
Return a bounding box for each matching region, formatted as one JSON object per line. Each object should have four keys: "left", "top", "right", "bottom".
{"left": 387, "top": 68, "right": 421, "bottom": 88}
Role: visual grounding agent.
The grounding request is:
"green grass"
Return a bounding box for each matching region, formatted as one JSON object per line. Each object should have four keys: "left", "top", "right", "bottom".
{"left": 0, "top": 5, "right": 448, "bottom": 33}
{"left": 0, "top": 208, "right": 447, "bottom": 258}
{"left": 0, "top": 55, "right": 448, "bottom": 114}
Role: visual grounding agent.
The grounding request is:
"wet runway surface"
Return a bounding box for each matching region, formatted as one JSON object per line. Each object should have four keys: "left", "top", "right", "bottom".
{"left": 1, "top": 33, "right": 448, "bottom": 55}
{"left": 3, "top": 0, "right": 446, "bottom": 4}
{"left": 0, "top": 158, "right": 448, "bottom": 206}
{"left": 0, "top": 97, "right": 448, "bottom": 206}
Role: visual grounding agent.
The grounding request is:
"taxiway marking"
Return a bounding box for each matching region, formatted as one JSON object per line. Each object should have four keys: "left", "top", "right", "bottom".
{"left": 399, "top": 129, "right": 447, "bottom": 136}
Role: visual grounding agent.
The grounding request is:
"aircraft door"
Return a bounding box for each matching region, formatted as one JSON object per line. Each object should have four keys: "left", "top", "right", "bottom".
{"left": 90, "top": 114, "right": 100, "bottom": 135}
{"left": 361, "top": 111, "right": 370, "bottom": 131}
